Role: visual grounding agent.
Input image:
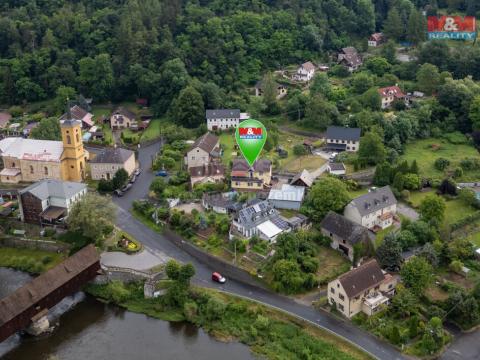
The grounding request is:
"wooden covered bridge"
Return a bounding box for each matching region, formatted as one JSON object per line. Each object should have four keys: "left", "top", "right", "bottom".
{"left": 0, "top": 244, "right": 100, "bottom": 342}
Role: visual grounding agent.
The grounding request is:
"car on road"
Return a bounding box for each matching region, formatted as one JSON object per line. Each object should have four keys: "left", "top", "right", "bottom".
{"left": 134, "top": 168, "right": 141, "bottom": 176}
{"left": 114, "top": 189, "right": 124, "bottom": 197}
{"left": 156, "top": 170, "right": 168, "bottom": 177}
{"left": 121, "top": 183, "right": 132, "bottom": 192}
{"left": 130, "top": 175, "right": 137, "bottom": 183}
{"left": 211, "top": 272, "right": 226, "bottom": 284}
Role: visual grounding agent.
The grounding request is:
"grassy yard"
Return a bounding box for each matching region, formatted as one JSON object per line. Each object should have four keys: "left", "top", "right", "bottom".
{"left": 374, "top": 225, "right": 396, "bottom": 248}
{"left": 347, "top": 188, "right": 369, "bottom": 199}
{"left": 140, "top": 118, "right": 164, "bottom": 142}
{"left": 316, "top": 247, "right": 350, "bottom": 285}
{"left": 281, "top": 154, "right": 326, "bottom": 173}
{"left": 0, "top": 247, "right": 64, "bottom": 274}
{"left": 219, "top": 131, "right": 237, "bottom": 165}
{"left": 401, "top": 137, "right": 480, "bottom": 181}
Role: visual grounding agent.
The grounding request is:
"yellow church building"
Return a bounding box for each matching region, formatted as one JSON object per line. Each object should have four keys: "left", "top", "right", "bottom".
{"left": 0, "top": 118, "right": 87, "bottom": 183}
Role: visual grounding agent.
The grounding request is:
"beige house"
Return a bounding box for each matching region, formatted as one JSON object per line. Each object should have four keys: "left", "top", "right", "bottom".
{"left": 90, "top": 147, "right": 135, "bottom": 180}
{"left": 325, "top": 126, "right": 361, "bottom": 152}
{"left": 320, "top": 211, "right": 371, "bottom": 262}
{"left": 110, "top": 107, "right": 137, "bottom": 130}
{"left": 231, "top": 158, "right": 272, "bottom": 192}
{"left": 328, "top": 259, "right": 397, "bottom": 318}
{"left": 185, "top": 133, "right": 220, "bottom": 169}
{"left": 344, "top": 186, "right": 397, "bottom": 231}
{"left": 378, "top": 86, "right": 407, "bottom": 109}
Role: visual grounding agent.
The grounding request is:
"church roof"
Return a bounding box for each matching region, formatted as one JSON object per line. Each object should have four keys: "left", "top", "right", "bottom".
{"left": 0, "top": 137, "right": 64, "bottom": 162}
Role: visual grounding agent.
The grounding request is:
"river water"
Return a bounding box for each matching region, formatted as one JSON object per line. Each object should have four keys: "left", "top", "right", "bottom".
{"left": 0, "top": 268, "right": 254, "bottom": 360}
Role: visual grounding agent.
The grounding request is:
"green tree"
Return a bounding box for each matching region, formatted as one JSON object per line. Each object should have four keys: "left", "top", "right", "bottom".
{"left": 301, "top": 177, "right": 350, "bottom": 222}
{"left": 30, "top": 117, "right": 61, "bottom": 140}
{"left": 403, "top": 173, "right": 421, "bottom": 190}
{"left": 261, "top": 72, "right": 278, "bottom": 113}
{"left": 171, "top": 85, "right": 204, "bottom": 128}
{"left": 376, "top": 233, "right": 403, "bottom": 271}
{"left": 419, "top": 194, "right": 446, "bottom": 225}
{"left": 67, "top": 193, "right": 116, "bottom": 242}
{"left": 383, "top": 7, "right": 404, "bottom": 40}
{"left": 406, "top": 9, "right": 426, "bottom": 44}
{"left": 416, "top": 64, "right": 441, "bottom": 95}
{"left": 381, "top": 40, "right": 397, "bottom": 64}
{"left": 304, "top": 95, "right": 339, "bottom": 130}
{"left": 391, "top": 284, "right": 419, "bottom": 317}
{"left": 365, "top": 57, "right": 391, "bottom": 76}
{"left": 361, "top": 88, "right": 381, "bottom": 110}
{"left": 358, "top": 132, "right": 385, "bottom": 165}
{"left": 310, "top": 73, "right": 332, "bottom": 99}
{"left": 54, "top": 86, "right": 76, "bottom": 114}
{"left": 400, "top": 256, "right": 433, "bottom": 295}
{"left": 459, "top": 188, "right": 478, "bottom": 207}
{"left": 469, "top": 95, "right": 480, "bottom": 130}
{"left": 374, "top": 162, "right": 393, "bottom": 186}
{"left": 351, "top": 72, "right": 375, "bottom": 94}
{"left": 293, "top": 144, "right": 307, "bottom": 156}
{"left": 112, "top": 168, "right": 129, "bottom": 190}
{"left": 78, "top": 54, "right": 113, "bottom": 101}
{"left": 150, "top": 178, "right": 167, "bottom": 198}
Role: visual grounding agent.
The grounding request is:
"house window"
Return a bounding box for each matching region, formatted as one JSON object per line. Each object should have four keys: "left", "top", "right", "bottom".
{"left": 11, "top": 162, "right": 15, "bottom": 168}
{"left": 330, "top": 287, "right": 335, "bottom": 294}
{"left": 44, "top": 167, "right": 48, "bottom": 175}
{"left": 248, "top": 182, "right": 253, "bottom": 187}
{"left": 352, "top": 147, "right": 355, "bottom": 151}
{"left": 30, "top": 166, "right": 34, "bottom": 174}
{"left": 339, "top": 294, "right": 345, "bottom": 301}
{"left": 338, "top": 304, "right": 344, "bottom": 311}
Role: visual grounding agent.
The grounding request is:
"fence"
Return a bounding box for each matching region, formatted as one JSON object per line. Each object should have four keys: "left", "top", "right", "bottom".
{"left": 0, "top": 236, "right": 70, "bottom": 253}
{"left": 163, "top": 228, "right": 267, "bottom": 290}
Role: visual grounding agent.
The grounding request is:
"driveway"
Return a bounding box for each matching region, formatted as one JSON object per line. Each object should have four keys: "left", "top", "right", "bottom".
{"left": 397, "top": 203, "right": 419, "bottom": 221}
{"left": 101, "top": 248, "right": 169, "bottom": 271}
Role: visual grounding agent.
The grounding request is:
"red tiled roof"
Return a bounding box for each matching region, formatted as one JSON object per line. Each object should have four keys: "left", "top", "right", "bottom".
{"left": 378, "top": 86, "right": 405, "bottom": 99}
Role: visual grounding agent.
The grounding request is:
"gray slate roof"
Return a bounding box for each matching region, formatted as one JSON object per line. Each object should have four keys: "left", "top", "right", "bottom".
{"left": 91, "top": 147, "right": 134, "bottom": 164}
{"left": 326, "top": 126, "right": 361, "bottom": 141}
{"left": 20, "top": 179, "right": 86, "bottom": 200}
{"left": 237, "top": 200, "right": 288, "bottom": 230}
{"left": 321, "top": 211, "right": 369, "bottom": 245}
{"left": 191, "top": 132, "right": 219, "bottom": 154}
{"left": 348, "top": 186, "right": 397, "bottom": 217}
{"left": 206, "top": 109, "right": 240, "bottom": 119}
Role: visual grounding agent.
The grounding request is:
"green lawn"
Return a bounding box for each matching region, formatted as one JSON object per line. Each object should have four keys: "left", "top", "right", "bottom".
{"left": 401, "top": 137, "right": 480, "bottom": 181}
{"left": 0, "top": 247, "right": 64, "bottom": 274}
{"left": 140, "top": 118, "right": 164, "bottom": 142}
{"left": 374, "top": 225, "right": 396, "bottom": 248}
{"left": 219, "top": 131, "right": 236, "bottom": 165}
{"left": 347, "top": 188, "right": 369, "bottom": 199}
{"left": 316, "top": 247, "right": 351, "bottom": 285}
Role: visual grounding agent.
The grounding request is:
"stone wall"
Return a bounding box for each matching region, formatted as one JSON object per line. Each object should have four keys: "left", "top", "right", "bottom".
{"left": 0, "top": 237, "right": 70, "bottom": 253}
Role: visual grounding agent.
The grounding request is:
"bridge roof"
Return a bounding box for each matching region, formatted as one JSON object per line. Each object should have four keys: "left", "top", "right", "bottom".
{"left": 0, "top": 244, "right": 99, "bottom": 326}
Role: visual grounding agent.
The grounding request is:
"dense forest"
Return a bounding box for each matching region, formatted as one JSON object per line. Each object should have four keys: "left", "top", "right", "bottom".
{"left": 0, "top": 0, "right": 479, "bottom": 117}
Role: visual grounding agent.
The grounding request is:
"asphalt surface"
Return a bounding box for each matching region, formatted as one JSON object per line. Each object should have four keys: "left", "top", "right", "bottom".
{"left": 112, "top": 140, "right": 406, "bottom": 360}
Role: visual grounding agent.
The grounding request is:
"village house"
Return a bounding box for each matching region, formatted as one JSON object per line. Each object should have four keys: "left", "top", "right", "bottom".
{"left": 368, "top": 33, "right": 385, "bottom": 47}
{"left": 328, "top": 259, "right": 397, "bottom": 318}
{"left": 110, "top": 107, "right": 137, "bottom": 130}
{"left": 293, "top": 61, "right": 316, "bottom": 82}
{"left": 22, "top": 122, "right": 39, "bottom": 137}
{"left": 321, "top": 211, "right": 371, "bottom": 262}
{"left": 290, "top": 169, "right": 314, "bottom": 188}
{"left": 230, "top": 200, "right": 291, "bottom": 242}
{"left": 327, "top": 162, "right": 346, "bottom": 176}
{"left": 89, "top": 147, "right": 135, "bottom": 181}
{"left": 231, "top": 158, "right": 272, "bottom": 192}
{"left": 206, "top": 109, "right": 250, "bottom": 131}
{"left": 268, "top": 184, "right": 305, "bottom": 211}
{"left": 378, "top": 86, "right": 408, "bottom": 109}
{"left": 185, "top": 132, "right": 221, "bottom": 169}
{"left": 18, "top": 179, "right": 87, "bottom": 225}
{"left": 337, "top": 47, "right": 363, "bottom": 72}
{"left": 202, "top": 192, "right": 242, "bottom": 214}
{"left": 344, "top": 186, "right": 397, "bottom": 231}
{"left": 254, "top": 80, "right": 288, "bottom": 99}
{"left": 325, "top": 126, "right": 361, "bottom": 152}
{"left": 0, "top": 112, "right": 11, "bottom": 129}
{"left": 188, "top": 163, "right": 225, "bottom": 187}
{"left": 60, "top": 105, "right": 94, "bottom": 129}
{"left": 0, "top": 119, "right": 87, "bottom": 183}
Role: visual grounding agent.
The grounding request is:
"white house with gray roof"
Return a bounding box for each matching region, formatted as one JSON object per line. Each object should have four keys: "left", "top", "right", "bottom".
{"left": 90, "top": 147, "right": 135, "bottom": 180}
{"left": 344, "top": 186, "right": 397, "bottom": 231}
{"left": 18, "top": 179, "right": 87, "bottom": 224}
{"left": 230, "top": 200, "right": 291, "bottom": 242}
{"left": 325, "top": 126, "right": 361, "bottom": 152}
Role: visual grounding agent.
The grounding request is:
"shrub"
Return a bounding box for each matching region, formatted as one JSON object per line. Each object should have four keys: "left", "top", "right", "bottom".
{"left": 449, "top": 260, "right": 463, "bottom": 274}
{"left": 434, "top": 158, "right": 449, "bottom": 171}
{"left": 293, "top": 144, "right": 307, "bottom": 156}
{"left": 453, "top": 167, "right": 463, "bottom": 178}
{"left": 442, "top": 131, "right": 468, "bottom": 144}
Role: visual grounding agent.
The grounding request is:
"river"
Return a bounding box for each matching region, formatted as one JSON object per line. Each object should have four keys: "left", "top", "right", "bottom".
{"left": 0, "top": 268, "right": 254, "bottom": 360}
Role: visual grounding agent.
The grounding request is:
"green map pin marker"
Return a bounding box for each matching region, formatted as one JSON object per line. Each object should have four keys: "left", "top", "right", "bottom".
{"left": 235, "top": 119, "right": 267, "bottom": 167}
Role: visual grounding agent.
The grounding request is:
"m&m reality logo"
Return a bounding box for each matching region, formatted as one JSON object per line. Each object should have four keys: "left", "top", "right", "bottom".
{"left": 239, "top": 127, "right": 263, "bottom": 139}
{"left": 427, "top": 16, "right": 477, "bottom": 40}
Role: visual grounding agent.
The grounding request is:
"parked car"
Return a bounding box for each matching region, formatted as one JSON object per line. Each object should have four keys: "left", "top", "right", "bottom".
{"left": 114, "top": 189, "right": 124, "bottom": 197}
{"left": 211, "top": 272, "right": 226, "bottom": 284}
{"left": 134, "top": 168, "right": 142, "bottom": 176}
{"left": 121, "top": 183, "right": 132, "bottom": 192}
{"left": 130, "top": 175, "right": 137, "bottom": 183}
{"left": 156, "top": 170, "right": 168, "bottom": 177}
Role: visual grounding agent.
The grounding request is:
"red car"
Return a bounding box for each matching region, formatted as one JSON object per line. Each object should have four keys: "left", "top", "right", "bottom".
{"left": 211, "top": 272, "right": 226, "bottom": 284}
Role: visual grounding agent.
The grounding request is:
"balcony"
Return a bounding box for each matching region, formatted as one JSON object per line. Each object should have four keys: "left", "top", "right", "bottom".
{"left": 362, "top": 292, "right": 389, "bottom": 315}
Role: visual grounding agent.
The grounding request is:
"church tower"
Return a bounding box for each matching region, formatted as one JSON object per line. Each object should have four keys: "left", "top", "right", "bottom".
{"left": 60, "top": 109, "right": 85, "bottom": 182}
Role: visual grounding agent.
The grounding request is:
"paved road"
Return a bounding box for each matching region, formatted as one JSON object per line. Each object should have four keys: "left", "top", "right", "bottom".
{"left": 111, "top": 140, "right": 406, "bottom": 360}
{"left": 440, "top": 329, "right": 480, "bottom": 360}
{"left": 397, "top": 203, "right": 419, "bottom": 221}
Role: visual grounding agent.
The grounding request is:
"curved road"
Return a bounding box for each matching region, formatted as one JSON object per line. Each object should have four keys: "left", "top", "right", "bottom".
{"left": 113, "top": 140, "right": 405, "bottom": 360}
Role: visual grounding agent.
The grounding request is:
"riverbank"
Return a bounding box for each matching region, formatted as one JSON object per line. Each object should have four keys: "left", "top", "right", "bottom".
{"left": 0, "top": 247, "right": 64, "bottom": 274}
{"left": 86, "top": 282, "right": 373, "bottom": 360}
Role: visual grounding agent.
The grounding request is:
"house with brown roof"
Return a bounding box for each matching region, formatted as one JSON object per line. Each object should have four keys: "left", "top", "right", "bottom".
{"left": 189, "top": 163, "right": 225, "bottom": 187}
{"left": 327, "top": 259, "right": 397, "bottom": 318}
{"left": 290, "top": 169, "right": 314, "bottom": 188}
{"left": 231, "top": 158, "right": 272, "bottom": 192}
{"left": 378, "top": 86, "right": 407, "bottom": 109}
{"left": 110, "top": 107, "right": 137, "bottom": 130}
{"left": 185, "top": 132, "right": 220, "bottom": 169}
{"left": 60, "top": 105, "right": 94, "bottom": 129}
{"left": 293, "top": 61, "right": 316, "bottom": 82}
{"left": 368, "top": 33, "right": 385, "bottom": 47}
{"left": 0, "top": 112, "right": 12, "bottom": 129}
{"left": 337, "top": 47, "right": 363, "bottom": 72}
